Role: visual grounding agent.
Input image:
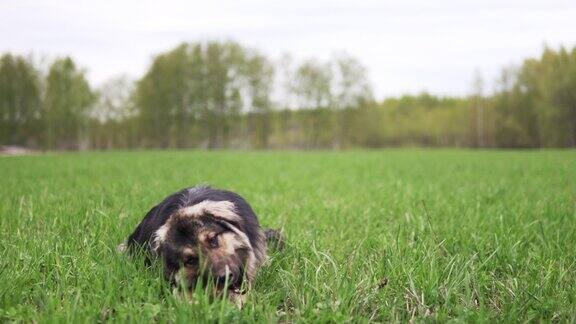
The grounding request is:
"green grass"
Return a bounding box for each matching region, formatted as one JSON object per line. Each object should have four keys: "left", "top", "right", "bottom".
{"left": 1, "top": 150, "right": 575, "bottom": 322}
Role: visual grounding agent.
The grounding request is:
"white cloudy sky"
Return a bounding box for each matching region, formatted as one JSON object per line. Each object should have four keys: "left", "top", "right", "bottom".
{"left": 1, "top": 0, "right": 575, "bottom": 98}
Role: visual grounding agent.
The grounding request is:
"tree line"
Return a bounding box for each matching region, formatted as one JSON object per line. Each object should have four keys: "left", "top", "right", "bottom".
{"left": 1, "top": 41, "right": 575, "bottom": 150}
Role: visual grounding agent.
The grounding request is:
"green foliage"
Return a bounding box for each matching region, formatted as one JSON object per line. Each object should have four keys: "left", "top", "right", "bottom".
{"left": 1, "top": 150, "right": 575, "bottom": 321}
{"left": 0, "top": 54, "right": 42, "bottom": 146}
{"left": 134, "top": 41, "right": 274, "bottom": 149}
{"left": 492, "top": 46, "right": 576, "bottom": 147}
{"left": 0, "top": 44, "right": 575, "bottom": 149}
{"left": 44, "top": 57, "right": 96, "bottom": 150}
{"left": 245, "top": 53, "right": 274, "bottom": 149}
{"left": 88, "top": 76, "right": 138, "bottom": 149}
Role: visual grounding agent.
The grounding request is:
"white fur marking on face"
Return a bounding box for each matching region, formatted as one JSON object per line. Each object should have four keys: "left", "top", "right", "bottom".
{"left": 224, "top": 223, "right": 258, "bottom": 281}
{"left": 225, "top": 224, "right": 253, "bottom": 252}
{"left": 174, "top": 271, "right": 182, "bottom": 284}
{"left": 179, "top": 200, "right": 240, "bottom": 222}
{"left": 152, "top": 200, "right": 238, "bottom": 252}
{"left": 152, "top": 223, "right": 170, "bottom": 252}
{"left": 220, "top": 232, "right": 246, "bottom": 255}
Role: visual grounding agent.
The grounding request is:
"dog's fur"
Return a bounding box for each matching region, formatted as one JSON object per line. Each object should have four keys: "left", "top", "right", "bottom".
{"left": 121, "top": 186, "right": 278, "bottom": 306}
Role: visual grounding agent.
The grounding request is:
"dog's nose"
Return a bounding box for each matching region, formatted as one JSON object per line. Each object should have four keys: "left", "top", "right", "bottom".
{"left": 216, "top": 273, "right": 234, "bottom": 285}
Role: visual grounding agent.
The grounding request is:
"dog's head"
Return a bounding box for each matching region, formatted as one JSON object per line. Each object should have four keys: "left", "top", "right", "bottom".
{"left": 152, "top": 200, "right": 255, "bottom": 293}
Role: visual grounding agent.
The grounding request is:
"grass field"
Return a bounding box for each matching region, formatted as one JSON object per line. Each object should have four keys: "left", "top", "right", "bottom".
{"left": 0, "top": 150, "right": 575, "bottom": 322}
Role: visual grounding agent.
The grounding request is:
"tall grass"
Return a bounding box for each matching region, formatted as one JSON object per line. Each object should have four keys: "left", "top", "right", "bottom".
{"left": 1, "top": 150, "right": 575, "bottom": 322}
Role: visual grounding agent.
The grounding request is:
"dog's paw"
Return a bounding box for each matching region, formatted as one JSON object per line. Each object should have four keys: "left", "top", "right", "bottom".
{"left": 117, "top": 242, "right": 128, "bottom": 254}
{"left": 228, "top": 290, "right": 247, "bottom": 309}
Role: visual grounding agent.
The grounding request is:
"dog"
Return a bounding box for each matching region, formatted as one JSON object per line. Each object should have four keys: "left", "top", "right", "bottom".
{"left": 119, "top": 186, "right": 282, "bottom": 307}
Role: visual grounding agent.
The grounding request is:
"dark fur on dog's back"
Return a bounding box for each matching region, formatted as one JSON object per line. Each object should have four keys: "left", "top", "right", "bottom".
{"left": 126, "top": 186, "right": 264, "bottom": 255}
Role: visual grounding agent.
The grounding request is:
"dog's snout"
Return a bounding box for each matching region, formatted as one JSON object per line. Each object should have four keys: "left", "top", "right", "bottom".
{"left": 216, "top": 273, "right": 232, "bottom": 285}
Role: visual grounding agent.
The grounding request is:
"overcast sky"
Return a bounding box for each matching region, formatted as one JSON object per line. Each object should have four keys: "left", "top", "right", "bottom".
{"left": 1, "top": 0, "right": 575, "bottom": 98}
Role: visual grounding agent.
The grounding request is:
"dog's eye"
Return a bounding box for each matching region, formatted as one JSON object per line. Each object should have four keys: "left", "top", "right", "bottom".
{"left": 207, "top": 234, "right": 219, "bottom": 248}
{"left": 183, "top": 255, "right": 198, "bottom": 267}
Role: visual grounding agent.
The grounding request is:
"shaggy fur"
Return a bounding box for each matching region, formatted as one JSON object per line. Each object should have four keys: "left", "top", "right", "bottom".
{"left": 121, "top": 186, "right": 279, "bottom": 306}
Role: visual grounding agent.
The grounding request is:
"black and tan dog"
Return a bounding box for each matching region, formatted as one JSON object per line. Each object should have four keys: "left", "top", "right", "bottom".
{"left": 119, "top": 186, "right": 282, "bottom": 306}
